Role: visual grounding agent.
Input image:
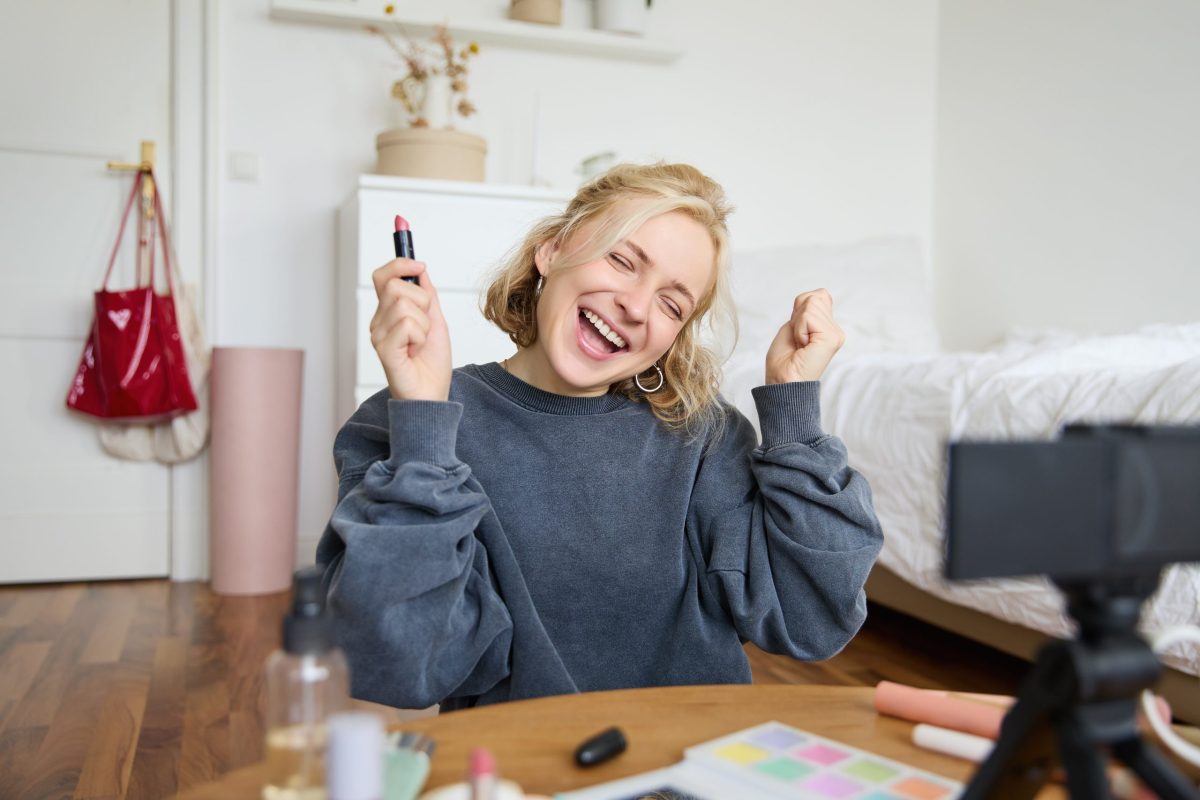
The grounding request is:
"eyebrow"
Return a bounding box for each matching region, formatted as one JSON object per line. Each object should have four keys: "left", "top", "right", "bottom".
{"left": 625, "top": 239, "right": 698, "bottom": 309}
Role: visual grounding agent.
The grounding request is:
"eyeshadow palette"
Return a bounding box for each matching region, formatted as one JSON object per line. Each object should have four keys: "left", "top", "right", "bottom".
{"left": 685, "top": 722, "right": 961, "bottom": 799}
{"left": 557, "top": 722, "right": 962, "bottom": 800}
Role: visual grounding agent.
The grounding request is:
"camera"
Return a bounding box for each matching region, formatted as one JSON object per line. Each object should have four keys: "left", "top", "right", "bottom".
{"left": 944, "top": 424, "right": 1200, "bottom": 799}
{"left": 946, "top": 424, "right": 1200, "bottom": 582}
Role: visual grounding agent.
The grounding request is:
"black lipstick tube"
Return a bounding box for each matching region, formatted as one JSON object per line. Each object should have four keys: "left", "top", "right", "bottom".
{"left": 393, "top": 219, "right": 418, "bottom": 284}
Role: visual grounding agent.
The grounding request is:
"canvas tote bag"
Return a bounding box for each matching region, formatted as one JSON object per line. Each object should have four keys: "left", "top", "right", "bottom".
{"left": 98, "top": 175, "right": 210, "bottom": 463}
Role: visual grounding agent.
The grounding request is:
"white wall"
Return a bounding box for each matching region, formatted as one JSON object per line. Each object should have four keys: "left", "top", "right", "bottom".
{"left": 933, "top": 0, "right": 1200, "bottom": 350}
{"left": 214, "top": 0, "right": 938, "bottom": 559}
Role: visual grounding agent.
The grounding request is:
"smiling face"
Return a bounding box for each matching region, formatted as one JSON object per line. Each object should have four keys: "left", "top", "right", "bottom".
{"left": 514, "top": 209, "right": 717, "bottom": 397}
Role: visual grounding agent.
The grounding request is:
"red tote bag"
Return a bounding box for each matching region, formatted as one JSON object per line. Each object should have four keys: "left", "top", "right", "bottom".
{"left": 66, "top": 170, "right": 198, "bottom": 421}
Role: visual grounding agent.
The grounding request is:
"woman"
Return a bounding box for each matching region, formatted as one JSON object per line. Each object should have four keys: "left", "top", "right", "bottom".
{"left": 317, "top": 163, "right": 882, "bottom": 711}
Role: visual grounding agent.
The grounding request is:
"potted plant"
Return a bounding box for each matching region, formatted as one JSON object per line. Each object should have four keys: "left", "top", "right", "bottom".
{"left": 367, "top": 7, "right": 486, "bottom": 182}
{"left": 594, "top": 0, "right": 651, "bottom": 36}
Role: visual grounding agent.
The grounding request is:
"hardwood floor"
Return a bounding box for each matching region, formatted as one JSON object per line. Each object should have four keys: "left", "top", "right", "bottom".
{"left": 745, "top": 602, "right": 1027, "bottom": 696}
{"left": 0, "top": 579, "right": 1029, "bottom": 799}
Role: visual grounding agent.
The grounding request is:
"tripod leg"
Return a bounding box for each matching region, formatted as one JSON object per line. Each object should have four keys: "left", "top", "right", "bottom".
{"left": 961, "top": 699, "right": 1054, "bottom": 799}
{"left": 961, "top": 645, "right": 1075, "bottom": 799}
{"left": 1112, "top": 737, "right": 1200, "bottom": 800}
{"left": 1055, "top": 713, "right": 1112, "bottom": 800}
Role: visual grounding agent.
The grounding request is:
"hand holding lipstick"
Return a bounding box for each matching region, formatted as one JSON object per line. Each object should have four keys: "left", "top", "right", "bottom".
{"left": 764, "top": 288, "right": 846, "bottom": 384}
{"left": 369, "top": 217, "right": 452, "bottom": 402}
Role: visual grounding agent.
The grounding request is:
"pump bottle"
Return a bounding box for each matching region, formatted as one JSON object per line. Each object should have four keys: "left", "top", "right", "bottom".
{"left": 262, "top": 566, "right": 350, "bottom": 800}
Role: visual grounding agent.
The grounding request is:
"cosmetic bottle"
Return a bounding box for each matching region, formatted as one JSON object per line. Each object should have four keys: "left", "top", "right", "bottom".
{"left": 385, "top": 732, "right": 436, "bottom": 800}
{"left": 263, "top": 566, "right": 351, "bottom": 800}
{"left": 326, "top": 712, "right": 386, "bottom": 800}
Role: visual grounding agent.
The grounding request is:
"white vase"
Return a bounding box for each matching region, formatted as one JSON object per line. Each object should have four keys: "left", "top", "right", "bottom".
{"left": 594, "top": 0, "right": 648, "bottom": 36}
{"left": 398, "top": 73, "right": 454, "bottom": 129}
{"left": 420, "top": 74, "right": 453, "bottom": 129}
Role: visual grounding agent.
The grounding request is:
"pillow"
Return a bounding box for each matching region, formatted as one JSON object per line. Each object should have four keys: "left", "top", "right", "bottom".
{"left": 728, "top": 236, "right": 940, "bottom": 362}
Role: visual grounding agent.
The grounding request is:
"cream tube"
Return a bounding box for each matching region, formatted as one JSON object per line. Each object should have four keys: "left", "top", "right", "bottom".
{"left": 911, "top": 723, "right": 994, "bottom": 763}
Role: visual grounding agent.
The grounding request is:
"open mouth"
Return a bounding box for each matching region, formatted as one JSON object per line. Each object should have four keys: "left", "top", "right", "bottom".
{"left": 578, "top": 308, "right": 628, "bottom": 355}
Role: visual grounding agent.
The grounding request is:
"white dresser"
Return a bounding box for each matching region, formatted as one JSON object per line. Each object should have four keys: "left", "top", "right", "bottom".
{"left": 336, "top": 175, "right": 571, "bottom": 424}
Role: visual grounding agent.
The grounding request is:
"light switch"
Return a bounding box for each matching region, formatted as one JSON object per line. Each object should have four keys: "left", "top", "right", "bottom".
{"left": 229, "top": 152, "right": 259, "bottom": 181}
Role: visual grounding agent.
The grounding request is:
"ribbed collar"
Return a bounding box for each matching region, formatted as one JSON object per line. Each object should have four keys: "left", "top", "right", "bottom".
{"left": 472, "top": 362, "right": 634, "bottom": 416}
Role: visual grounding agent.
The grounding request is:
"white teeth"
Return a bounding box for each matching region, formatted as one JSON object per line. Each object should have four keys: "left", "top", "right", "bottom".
{"left": 582, "top": 309, "right": 626, "bottom": 349}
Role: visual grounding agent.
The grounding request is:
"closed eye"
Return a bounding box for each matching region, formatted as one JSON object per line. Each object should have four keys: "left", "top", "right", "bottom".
{"left": 608, "top": 252, "right": 634, "bottom": 271}
{"left": 662, "top": 298, "right": 683, "bottom": 320}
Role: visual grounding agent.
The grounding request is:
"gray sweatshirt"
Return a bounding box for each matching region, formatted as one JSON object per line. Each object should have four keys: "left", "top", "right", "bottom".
{"left": 316, "top": 362, "right": 882, "bottom": 711}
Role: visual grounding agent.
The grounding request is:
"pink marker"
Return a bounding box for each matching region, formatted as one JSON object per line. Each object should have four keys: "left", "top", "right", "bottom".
{"left": 393, "top": 214, "right": 418, "bottom": 283}
{"left": 469, "top": 747, "right": 497, "bottom": 800}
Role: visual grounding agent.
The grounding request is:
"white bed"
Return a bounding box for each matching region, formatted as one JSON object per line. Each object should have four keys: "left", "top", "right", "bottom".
{"left": 724, "top": 237, "right": 1200, "bottom": 720}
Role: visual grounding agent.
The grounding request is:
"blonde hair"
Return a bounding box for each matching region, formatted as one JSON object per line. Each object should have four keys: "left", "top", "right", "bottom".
{"left": 482, "top": 162, "right": 736, "bottom": 436}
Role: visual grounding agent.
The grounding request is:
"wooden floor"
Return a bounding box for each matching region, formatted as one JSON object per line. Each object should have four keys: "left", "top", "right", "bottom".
{"left": 0, "top": 579, "right": 1028, "bottom": 799}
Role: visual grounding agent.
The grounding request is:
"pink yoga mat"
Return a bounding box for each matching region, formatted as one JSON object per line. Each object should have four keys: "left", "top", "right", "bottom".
{"left": 209, "top": 347, "right": 304, "bottom": 595}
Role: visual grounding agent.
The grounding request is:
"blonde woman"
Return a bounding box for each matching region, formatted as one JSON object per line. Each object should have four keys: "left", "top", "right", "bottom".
{"left": 317, "top": 163, "right": 882, "bottom": 711}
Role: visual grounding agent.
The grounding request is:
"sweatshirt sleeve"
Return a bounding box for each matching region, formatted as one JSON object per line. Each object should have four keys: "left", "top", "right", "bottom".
{"left": 315, "top": 396, "right": 514, "bottom": 710}
{"left": 691, "top": 381, "right": 884, "bottom": 660}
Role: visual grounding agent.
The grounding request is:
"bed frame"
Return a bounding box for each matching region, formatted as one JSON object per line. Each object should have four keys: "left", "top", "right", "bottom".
{"left": 866, "top": 564, "right": 1200, "bottom": 725}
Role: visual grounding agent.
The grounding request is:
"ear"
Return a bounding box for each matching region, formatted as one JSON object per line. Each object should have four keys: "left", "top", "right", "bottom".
{"left": 533, "top": 238, "right": 557, "bottom": 277}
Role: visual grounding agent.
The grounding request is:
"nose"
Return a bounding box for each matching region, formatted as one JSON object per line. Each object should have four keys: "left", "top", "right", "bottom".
{"left": 614, "top": 282, "right": 653, "bottom": 324}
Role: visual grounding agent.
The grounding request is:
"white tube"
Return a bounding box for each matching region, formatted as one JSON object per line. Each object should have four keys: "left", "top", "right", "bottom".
{"left": 912, "top": 723, "right": 994, "bottom": 763}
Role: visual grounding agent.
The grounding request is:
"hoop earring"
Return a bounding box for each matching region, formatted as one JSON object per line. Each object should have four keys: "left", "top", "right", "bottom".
{"left": 635, "top": 363, "right": 665, "bottom": 394}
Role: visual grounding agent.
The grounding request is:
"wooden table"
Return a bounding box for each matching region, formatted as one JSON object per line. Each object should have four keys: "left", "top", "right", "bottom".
{"left": 178, "top": 684, "right": 1045, "bottom": 798}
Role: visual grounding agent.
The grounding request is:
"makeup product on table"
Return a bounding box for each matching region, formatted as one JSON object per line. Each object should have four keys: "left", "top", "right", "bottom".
{"left": 558, "top": 721, "right": 962, "bottom": 800}
{"left": 469, "top": 748, "right": 498, "bottom": 800}
{"left": 413, "top": 748, "right": 524, "bottom": 800}
{"left": 393, "top": 215, "right": 418, "bottom": 283}
{"left": 911, "top": 723, "right": 993, "bottom": 763}
{"left": 873, "top": 680, "right": 1006, "bottom": 740}
{"left": 575, "top": 727, "right": 627, "bottom": 767}
{"left": 386, "top": 732, "right": 435, "bottom": 800}
{"left": 327, "top": 711, "right": 386, "bottom": 800}
{"left": 262, "top": 567, "right": 351, "bottom": 798}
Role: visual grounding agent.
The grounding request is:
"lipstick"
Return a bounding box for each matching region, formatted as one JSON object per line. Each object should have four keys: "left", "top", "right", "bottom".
{"left": 393, "top": 214, "right": 418, "bottom": 283}
{"left": 468, "top": 747, "right": 497, "bottom": 800}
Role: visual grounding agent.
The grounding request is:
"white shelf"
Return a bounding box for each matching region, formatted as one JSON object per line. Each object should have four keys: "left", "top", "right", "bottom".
{"left": 357, "top": 173, "right": 573, "bottom": 200}
{"left": 270, "top": 0, "right": 682, "bottom": 64}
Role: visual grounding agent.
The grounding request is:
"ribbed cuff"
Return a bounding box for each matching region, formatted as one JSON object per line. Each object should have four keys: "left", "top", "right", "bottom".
{"left": 752, "top": 381, "right": 823, "bottom": 447}
{"left": 386, "top": 399, "right": 463, "bottom": 469}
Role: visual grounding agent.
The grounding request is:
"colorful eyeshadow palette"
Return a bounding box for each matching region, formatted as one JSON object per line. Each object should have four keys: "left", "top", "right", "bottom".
{"left": 557, "top": 722, "right": 962, "bottom": 800}
{"left": 685, "top": 722, "right": 961, "bottom": 799}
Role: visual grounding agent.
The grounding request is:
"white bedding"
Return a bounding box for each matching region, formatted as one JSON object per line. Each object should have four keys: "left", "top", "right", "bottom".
{"left": 816, "top": 323, "right": 1200, "bottom": 676}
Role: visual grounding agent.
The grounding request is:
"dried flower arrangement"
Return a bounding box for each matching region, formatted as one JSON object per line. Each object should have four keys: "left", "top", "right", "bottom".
{"left": 367, "top": 5, "right": 481, "bottom": 127}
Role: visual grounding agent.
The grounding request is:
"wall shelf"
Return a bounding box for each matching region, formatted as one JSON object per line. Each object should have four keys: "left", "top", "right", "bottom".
{"left": 270, "top": 0, "right": 682, "bottom": 64}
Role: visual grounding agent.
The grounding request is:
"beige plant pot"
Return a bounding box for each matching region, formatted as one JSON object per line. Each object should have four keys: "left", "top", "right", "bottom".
{"left": 375, "top": 128, "right": 487, "bottom": 183}
{"left": 510, "top": 0, "right": 562, "bottom": 25}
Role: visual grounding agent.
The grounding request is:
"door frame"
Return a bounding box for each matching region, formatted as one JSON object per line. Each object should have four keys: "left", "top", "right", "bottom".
{"left": 169, "top": 0, "right": 220, "bottom": 580}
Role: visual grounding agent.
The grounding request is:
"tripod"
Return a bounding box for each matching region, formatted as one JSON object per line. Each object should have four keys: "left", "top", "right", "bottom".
{"left": 961, "top": 576, "right": 1198, "bottom": 799}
